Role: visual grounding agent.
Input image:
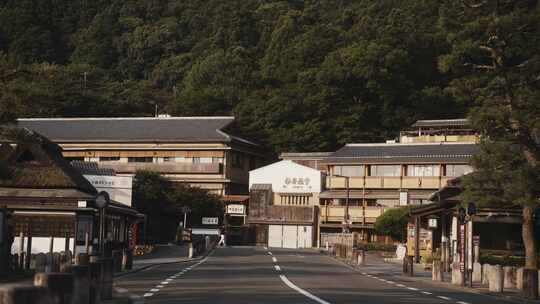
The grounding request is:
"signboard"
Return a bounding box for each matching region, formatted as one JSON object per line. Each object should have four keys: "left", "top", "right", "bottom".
{"left": 192, "top": 228, "right": 220, "bottom": 235}
{"left": 202, "top": 217, "right": 219, "bottom": 225}
{"left": 84, "top": 175, "right": 133, "bottom": 206}
{"left": 399, "top": 191, "right": 408, "bottom": 206}
{"left": 459, "top": 224, "right": 465, "bottom": 272}
{"left": 467, "top": 220, "right": 473, "bottom": 270}
{"left": 226, "top": 204, "right": 245, "bottom": 215}
{"left": 282, "top": 177, "right": 313, "bottom": 191}
{"left": 428, "top": 218, "right": 438, "bottom": 229}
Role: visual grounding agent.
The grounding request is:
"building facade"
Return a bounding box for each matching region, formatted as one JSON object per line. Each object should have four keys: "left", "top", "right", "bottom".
{"left": 18, "top": 117, "right": 266, "bottom": 196}
{"left": 248, "top": 160, "right": 324, "bottom": 249}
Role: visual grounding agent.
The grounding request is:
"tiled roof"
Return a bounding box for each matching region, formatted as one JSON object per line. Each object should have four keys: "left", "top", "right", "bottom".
{"left": 280, "top": 152, "right": 333, "bottom": 159}
{"left": 411, "top": 119, "right": 469, "bottom": 128}
{"left": 324, "top": 142, "right": 478, "bottom": 164}
{"left": 71, "top": 161, "right": 116, "bottom": 176}
{"left": 17, "top": 117, "right": 257, "bottom": 145}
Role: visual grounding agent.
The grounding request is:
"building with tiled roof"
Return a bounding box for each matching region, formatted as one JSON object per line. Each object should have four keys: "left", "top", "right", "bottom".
{"left": 18, "top": 117, "right": 267, "bottom": 196}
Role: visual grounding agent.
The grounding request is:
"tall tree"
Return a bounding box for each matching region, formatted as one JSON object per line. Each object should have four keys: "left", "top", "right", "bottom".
{"left": 439, "top": 0, "right": 540, "bottom": 297}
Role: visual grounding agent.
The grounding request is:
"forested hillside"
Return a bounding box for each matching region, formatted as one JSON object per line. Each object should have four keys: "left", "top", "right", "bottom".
{"left": 0, "top": 0, "right": 468, "bottom": 153}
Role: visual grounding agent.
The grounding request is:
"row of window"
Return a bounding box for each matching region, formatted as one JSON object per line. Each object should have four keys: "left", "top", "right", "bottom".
{"left": 331, "top": 164, "right": 472, "bottom": 177}
{"left": 280, "top": 195, "right": 311, "bottom": 205}
{"left": 93, "top": 157, "right": 224, "bottom": 164}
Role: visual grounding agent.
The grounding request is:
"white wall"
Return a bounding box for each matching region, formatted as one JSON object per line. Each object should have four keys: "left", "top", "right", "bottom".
{"left": 11, "top": 237, "right": 75, "bottom": 254}
{"left": 249, "top": 160, "right": 323, "bottom": 194}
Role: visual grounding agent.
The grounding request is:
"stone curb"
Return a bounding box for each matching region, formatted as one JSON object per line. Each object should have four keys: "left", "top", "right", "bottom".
{"left": 114, "top": 246, "right": 216, "bottom": 278}
{"left": 322, "top": 251, "right": 540, "bottom": 304}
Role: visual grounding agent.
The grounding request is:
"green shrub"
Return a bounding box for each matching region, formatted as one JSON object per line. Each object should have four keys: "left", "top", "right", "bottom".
{"left": 356, "top": 242, "right": 397, "bottom": 252}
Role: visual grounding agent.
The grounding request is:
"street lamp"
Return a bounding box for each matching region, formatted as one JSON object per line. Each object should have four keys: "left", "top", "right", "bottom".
{"left": 95, "top": 191, "right": 110, "bottom": 257}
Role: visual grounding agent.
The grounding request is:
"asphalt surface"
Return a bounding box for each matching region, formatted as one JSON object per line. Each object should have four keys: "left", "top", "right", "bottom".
{"left": 115, "top": 246, "right": 518, "bottom": 304}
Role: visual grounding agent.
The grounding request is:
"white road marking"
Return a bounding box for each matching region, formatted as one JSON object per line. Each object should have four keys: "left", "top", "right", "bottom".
{"left": 456, "top": 301, "right": 470, "bottom": 304}
{"left": 361, "top": 272, "right": 367, "bottom": 275}
{"left": 386, "top": 281, "right": 395, "bottom": 284}
{"left": 165, "top": 278, "right": 173, "bottom": 281}
{"left": 161, "top": 281, "right": 170, "bottom": 285}
{"left": 150, "top": 288, "right": 159, "bottom": 292}
{"left": 274, "top": 265, "right": 281, "bottom": 271}
{"left": 143, "top": 293, "right": 153, "bottom": 297}
{"left": 156, "top": 285, "right": 164, "bottom": 288}
{"left": 264, "top": 246, "right": 268, "bottom": 250}
{"left": 268, "top": 252, "right": 273, "bottom": 255}
{"left": 407, "top": 287, "right": 419, "bottom": 291}
{"left": 272, "top": 257, "right": 278, "bottom": 263}
{"left": 396, "top": 284, "right": 405, "bottom": 287}
{"left": 280, "top": 275, "right": 332, "bottom": 304}
{"left": 437, "top": 296, "right": 452, "bottom": 301}
{"left": 421, "top": 291, "right": 432, "bottom": 295}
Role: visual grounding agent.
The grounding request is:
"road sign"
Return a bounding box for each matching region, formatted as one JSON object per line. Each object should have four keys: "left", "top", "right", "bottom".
{"left": 202, "top": 217, "right": 219, "bottom": 225}
{"left": 226, "top": 204, "right": 245, "bottom": 215}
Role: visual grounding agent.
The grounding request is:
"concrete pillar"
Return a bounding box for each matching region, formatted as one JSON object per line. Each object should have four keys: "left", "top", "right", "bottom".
{"left": 517, "top": 267, "right": 524, "bottom": 291}
{"left": 482, "top": 264, "right": 490, "bottom": 285}
{"left": 0, "top": 284, "right": 53, "bottom": 304}
{"left": 451, "top": 262, "right": 463, "bottom": 286}
{"left": 357, "top": 250, "right": 365, "bottom": 266}
{"left": 488, "top": 265, "right": 504, "bottom": 293}
{"left": 122, "top": 249, "right": 133, "bottom": 271}
{"left": 72, "top": 265, "right": 90, "bottom": 304}
{"left": 472, "top": 262, "right": 482, "bottom": 283}
{"left": 188, "top": 243, "right": 194, "bottom": 259}
{"left": 432, "top": 260, "right": 443, "bottom": 281}
{"left": 503, "top": 266, "right": 516, "bottom": 289}
{"left": 403, "top": 256, "right": 413, "bottom": 276}
{"left": 34, "top": 272, "right": 74, "bottom": 304}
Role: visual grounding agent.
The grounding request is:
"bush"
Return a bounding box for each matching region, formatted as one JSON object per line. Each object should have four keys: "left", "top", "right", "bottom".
{"left": 356, "top": 242, "right": 397, "bottom": 252}
{"left": 479, "top": 253, "right": 525, "bottom": 267}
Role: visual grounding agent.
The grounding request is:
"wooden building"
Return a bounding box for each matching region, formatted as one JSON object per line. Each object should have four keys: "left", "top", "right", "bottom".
{"left": 319, "top": 141, "right": 478, "bottom": 241}
{"left": 0, "top": 127, "right": 143, "bottom": 275}
{"left": 18, "top": 117, "right": 267, "bottom": 196}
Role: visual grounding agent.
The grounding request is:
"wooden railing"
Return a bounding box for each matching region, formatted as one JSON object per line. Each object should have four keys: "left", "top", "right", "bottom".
{"left": 319, "top": 206, "right": 385, "bottom": 224}
{"left": 100, "top": 162, "right": 222, "bottom": 174}
{"left": 326, "top": 176, "right": 453, "bottom": 190}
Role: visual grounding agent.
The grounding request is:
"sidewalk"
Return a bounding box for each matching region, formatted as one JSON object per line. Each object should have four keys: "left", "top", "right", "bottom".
{"left": 115, "top": 243, "right": 191, "bottom": 277}
{"left": 329, "top": 251, "right": 540, "bottom": 304}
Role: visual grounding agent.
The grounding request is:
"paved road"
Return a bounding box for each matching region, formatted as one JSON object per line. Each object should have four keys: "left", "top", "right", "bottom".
{"left": 115, "top": 246, "right": 516, "bottom": 304}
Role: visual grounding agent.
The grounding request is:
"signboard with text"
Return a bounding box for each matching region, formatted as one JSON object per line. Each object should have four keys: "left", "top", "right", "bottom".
{"left": 202, "top": 217, "right": 219, "bottom": 225}
{"left": 84, "top": 174, "right": 133, "bottom": 206}
{"left": 226, "top": 204, "right": 245, "bottom": 215}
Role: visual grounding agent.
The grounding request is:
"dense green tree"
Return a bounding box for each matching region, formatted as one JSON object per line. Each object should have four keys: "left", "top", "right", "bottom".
{"left": 133, "top": 171, "right": 223, "bottom": 243}
{"left": 439, "top": 0, "right": 540, "bottom": 297}
{"left": 374, "top": 207, "right": 410, "bottom": 243}
{"left": 0, "top": 0, "right": 468, "bottom": 153}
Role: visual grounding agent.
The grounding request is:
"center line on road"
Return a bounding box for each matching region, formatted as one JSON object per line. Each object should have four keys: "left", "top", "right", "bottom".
{"left": 456, "top": 301, "right": 470, "bottom": 304}
{"left": 268, "top": 251, "right": 273, "bottom": 255}
{"left": 437, "top": 296, "right": 452, "bottom": 301}
{"left": 272, "top": 257, "right": 277, "bottom": 263}
{"left": 150, "top": 288, "right": 159, "bottom": 292}
{"left": 274, "top": 265, "right": 281, "bottom": 271}
{"left": 280, "top": 275, "right": 332, "bottom": 304}
{"left": 407, "top": 287, "right": 419, "bottom": 291}
{"left": 143, "top": 293, "right": 153, "bottom": 297}
{"left": 396, "top": 284, "right": 405, "bottom": 287}
{"left": 156, "top": 285, "right": 164, "bottom": 288}
{"left": 421, "top": 291, "right": 432, "bottom": 295}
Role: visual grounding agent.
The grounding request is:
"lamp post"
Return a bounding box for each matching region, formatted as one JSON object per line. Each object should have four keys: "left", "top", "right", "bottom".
{"left": 95, "top": 191, "right": 110, "bottom": 258}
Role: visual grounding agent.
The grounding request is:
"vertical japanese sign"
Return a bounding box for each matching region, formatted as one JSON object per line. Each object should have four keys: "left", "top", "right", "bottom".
{"left": 459, "top": 224, "right": 465, "bottom": 273}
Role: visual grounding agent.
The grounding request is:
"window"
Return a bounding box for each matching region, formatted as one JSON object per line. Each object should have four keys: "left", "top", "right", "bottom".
{"left": 200, "top": 157, "right": 212, "bottom": 163}
{"left": 192, "top": 157, "right": 201, "bottom": 164}
{"left": 279, "top": 195, "right": 310, "bottom": 205}
{"left": 231, "top": 152, "right": 243, "bottom": 168}
{"left": 370, "top": 165, "right": 401, "bottom": 176}
{"left": 332, "top": 165, "right": 364, "bottom": 177}
{"left": 407, "top": 165, "right": 440, "bottom": 177}
{"left": 99, "top": 157, "right": 120, "bottom": 162}
{"left": 212, "top": 157, "right": 223, "bottom": 164}
{"left": 127, "top": 157, "right": 153, "bottom": 163}
{"left": 445, "top": 164, "right": 473, "bottom": 177}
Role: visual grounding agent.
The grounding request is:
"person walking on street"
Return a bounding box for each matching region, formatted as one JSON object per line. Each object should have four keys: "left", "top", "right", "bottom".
{"left": 218, "top": 231, "right": 226, "bottom": 247}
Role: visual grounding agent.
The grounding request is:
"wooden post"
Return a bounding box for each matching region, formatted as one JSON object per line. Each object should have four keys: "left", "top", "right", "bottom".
{"left": 84, "top": 232, "right": 90, "bottom": 254}
{"left": 25, "top": 236, "right": 32, "bottom": 270}
{"left": 47, "top": 236, "right": 54, "bottom": 273}
{"left": 64, "top": 232, "right": 70, "bottom": 253}
{"left": 18, "top": 231, "right": 24, "bottom": 269}
{"left": 414, "top": 216, "right": 420, "bottom": 263}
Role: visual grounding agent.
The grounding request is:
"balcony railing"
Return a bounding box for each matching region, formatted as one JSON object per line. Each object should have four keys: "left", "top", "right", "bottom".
{"left": 319, "top": 206, "right": 385, "bottom": 224}
{"left": 99, "top": 162, "right": 222, "bottom": 174}
{"left": 326, "top": 176, "right": 454, "bottom": 190}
